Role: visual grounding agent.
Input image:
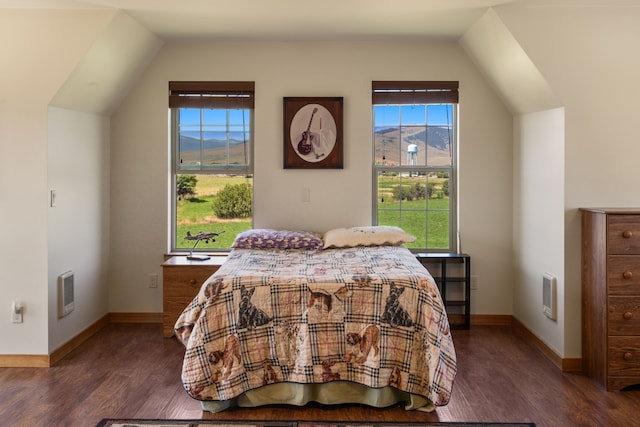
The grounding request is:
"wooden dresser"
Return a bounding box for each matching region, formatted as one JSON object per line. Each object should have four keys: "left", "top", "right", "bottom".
{"left": 581, "top": 208, "right": 640, "bottom": 390}
{"left": 161, "top": 255, "right": 227, "bottom": 338}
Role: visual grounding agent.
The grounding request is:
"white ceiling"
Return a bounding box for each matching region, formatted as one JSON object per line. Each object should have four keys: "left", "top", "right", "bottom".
{"left": 2, "top": 0, "right": 635, "bottom": 41}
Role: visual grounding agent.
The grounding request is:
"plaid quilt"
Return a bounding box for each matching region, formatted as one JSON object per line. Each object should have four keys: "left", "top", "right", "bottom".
{"left": 175, "top": 245, "right": 457, "bottom": 407}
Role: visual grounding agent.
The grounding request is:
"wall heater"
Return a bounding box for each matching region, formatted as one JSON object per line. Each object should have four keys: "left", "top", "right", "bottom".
{"left": 542, "top": 272, "right": 557, "bottom": 320}
{"left": 58, "top": 271, "right": 75, "bottom": 318}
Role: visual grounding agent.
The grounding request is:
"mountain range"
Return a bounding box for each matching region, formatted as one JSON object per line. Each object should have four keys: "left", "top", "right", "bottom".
{"left": 374, "top": 126, "right": 452, "bottom": 166}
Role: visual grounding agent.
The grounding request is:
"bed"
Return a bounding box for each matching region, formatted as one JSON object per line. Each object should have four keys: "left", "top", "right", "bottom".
{"left": 174, "top": 227, "right": 457, "bottom": 413}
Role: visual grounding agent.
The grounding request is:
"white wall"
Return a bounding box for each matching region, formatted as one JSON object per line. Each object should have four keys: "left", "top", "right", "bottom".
{"left": 460, "top": 9, "right": 566, "bottom": 355}
{"left": 0, "top": 10, "right": 114, "bottom": 355}
{"left": 109, "top": 40, "right": 514, "bottom": 315}
{"left": 495, "top": 3, "right": 640, "bottom": 359}
{"left": 0, "top": 8, "right": 162, "bottom": 356}
{"left": 513, "top": 108, "right": 565, "bottom": 355}
{"left": 47, "top": 107, "right": 111, "bottom": 352}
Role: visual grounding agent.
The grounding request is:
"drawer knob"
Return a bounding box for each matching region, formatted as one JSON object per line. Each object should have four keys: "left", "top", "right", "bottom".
{"left": 623, "top": 230, "right": 633, "bottom": 239}
{"left": 623, "top": 311, "right": 634, "bottom": 320}
{"left": 623, "top": 270, "right": 633, "bottom": 279}
{"left": 624, "top": 352, "right": 633, "bottom": 361}
{"left": 189, "top": 279, "right": 197, "bottom": 285}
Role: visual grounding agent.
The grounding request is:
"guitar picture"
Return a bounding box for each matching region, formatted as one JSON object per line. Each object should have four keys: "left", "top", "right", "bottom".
{"left": 297, "top": 107, "right": 318, "bottom": 155}
{"left": 287, "top": 101, "right": 339, "bottom": 166}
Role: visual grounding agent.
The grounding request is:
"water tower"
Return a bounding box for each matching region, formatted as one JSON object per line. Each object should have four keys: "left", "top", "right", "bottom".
{"left": 407, "top": 143, "right": 418, "bottom": 165}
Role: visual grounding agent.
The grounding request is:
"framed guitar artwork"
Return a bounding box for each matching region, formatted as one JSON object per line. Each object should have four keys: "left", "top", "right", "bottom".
{"left": 283, "top": 97, "right": 343, "bottom": 169}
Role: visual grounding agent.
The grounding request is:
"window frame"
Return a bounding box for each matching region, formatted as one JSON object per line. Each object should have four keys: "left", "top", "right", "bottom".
{"left": 371, "top": 81, "right": 458, "bottom": 253}
{"left": 169, "top": 81, "right": 255, "bottom": 253}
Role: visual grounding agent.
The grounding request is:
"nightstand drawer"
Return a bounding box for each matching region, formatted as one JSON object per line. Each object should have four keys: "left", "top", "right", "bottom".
{"left": 608, "top": 215, "right": 640, "bottom": 254}
{"left": 608, "top": 296, "right": 640, "bottom": 335}
{"left": 164, "top": 269, "right": 214, "bottom": 298}
{"left": 162, "top": 255, "right": 227, "bottom": 337}
{"left": 163, "top": 297, "right": 194, "bottom": 317}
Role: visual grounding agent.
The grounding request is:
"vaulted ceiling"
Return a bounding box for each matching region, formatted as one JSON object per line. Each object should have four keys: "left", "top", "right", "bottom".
{"left": 5, "top": 0, "right": 633, "bottom": 115}
{"left": 1, "top": 0, "right": 628, "bottom": 41}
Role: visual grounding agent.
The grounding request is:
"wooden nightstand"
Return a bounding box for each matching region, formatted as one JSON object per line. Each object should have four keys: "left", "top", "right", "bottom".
{"left": 161, "top": 255, "right": 227, "bottom": 337}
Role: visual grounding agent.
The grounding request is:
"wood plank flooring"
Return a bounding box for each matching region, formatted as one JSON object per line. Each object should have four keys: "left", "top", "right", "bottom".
{"left": 0, "top": 323, "right": 638, "bottom": 427}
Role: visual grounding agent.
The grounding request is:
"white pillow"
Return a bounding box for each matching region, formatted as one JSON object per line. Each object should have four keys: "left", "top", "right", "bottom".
{"left": 323, "top": 226, "right": 416, "bottom": 249}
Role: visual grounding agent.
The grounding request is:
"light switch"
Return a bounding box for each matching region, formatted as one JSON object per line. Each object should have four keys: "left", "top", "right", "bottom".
{"left": 301, "top": 187, "right": 310, "bottom": 202}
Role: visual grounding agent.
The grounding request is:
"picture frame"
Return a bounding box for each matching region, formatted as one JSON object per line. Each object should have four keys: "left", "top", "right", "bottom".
{"left": 283, "top": 97, "right": 343, "bottom": 169}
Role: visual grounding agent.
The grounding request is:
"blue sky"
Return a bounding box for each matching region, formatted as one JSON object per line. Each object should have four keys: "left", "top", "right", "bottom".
{"left": 179, "top": 108, "right": 249, "bottom": 124}
{"left": 179, "top": 108, "right": 250, "bottom": 141}
{"left": 178, "top": 105, "right": 453, "bottom": 139}
{"left": 374, "top": 104, "right": 453, "bottom": 127}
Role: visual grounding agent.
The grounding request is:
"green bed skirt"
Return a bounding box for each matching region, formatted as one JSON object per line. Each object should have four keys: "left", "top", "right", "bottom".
{"left": 199, "top": 381, "right": 436, "bottom": 413}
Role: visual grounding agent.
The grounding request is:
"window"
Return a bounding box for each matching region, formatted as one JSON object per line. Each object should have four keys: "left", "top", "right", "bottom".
{"left": 169, "top": 81, "right": 254, "bottom": 251}
{"left": 372, "top": 81, "right": 458, "bottom": 251}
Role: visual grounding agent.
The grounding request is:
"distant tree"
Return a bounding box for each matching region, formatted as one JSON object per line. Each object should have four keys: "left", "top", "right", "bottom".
{"left": 427, "top": 182, "right": 437, "bottom": 199}
{"left": 177, "top": 175, "right": 197, "bottom": 200}
{"left": 393, "top": 185, "right": 411, "bottom": 201}
{"left": 393, "top": 182, "right": 427, "bottom": 201}
{"left": 411, "top": 182, "right": 426, "bottom": 200}
{"left": 442, "top": 179, "right": 449, "bottom": 196}
{"left": 212, "top": 183, "right": 252, "bottom": 218}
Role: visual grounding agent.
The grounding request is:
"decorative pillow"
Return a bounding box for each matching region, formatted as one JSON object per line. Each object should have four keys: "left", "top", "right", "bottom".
{"left": 232, "top": 229, "right": 323, "bottom": 250}
{"left": 323, "top": 226, "right": 416, "bottom": 249}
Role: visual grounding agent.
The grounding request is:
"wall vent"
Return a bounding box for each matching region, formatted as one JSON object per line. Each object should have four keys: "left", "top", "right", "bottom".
{"left": 58, "top": 271, "right": 75, "bottom": 318}
{"left": 542, "top": 272, "right": 557, "bottom": 321}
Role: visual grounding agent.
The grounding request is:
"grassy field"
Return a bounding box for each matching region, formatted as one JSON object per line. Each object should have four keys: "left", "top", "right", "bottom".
{"left": 176, "top": 174, "right": 450, "bottom": 250}
{"left": 176, "top": 175, "right": 252, "bottom": 249}
{"left": 377, "top": 174, "right": 450, "bottom": 249}
{"left": 378, "top": 198, "right": 449, "bottom": 249}
{"left": 177, "top": 220, "right": 250, "bottom": 249}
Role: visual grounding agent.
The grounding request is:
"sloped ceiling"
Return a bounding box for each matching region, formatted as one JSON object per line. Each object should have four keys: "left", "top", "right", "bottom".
{"left": 459, "top": 8, "right": 560, "bottom": 115}
{"left": 11, "top": 0, "right": 606, "bottom": 116}
{"left": 49, "top": 10, "right": 163, "bottom": 115}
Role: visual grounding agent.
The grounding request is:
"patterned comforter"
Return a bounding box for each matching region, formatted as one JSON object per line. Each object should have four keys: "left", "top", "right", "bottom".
{"left": 174, "top": 245, "right": 457, "bottom": 407}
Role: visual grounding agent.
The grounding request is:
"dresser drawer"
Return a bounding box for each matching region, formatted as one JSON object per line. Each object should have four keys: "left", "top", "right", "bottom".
{"left": 607, "top": 256, "right": 640, "bottom": 294}
{"left": 608, "top": 336, "right": 640, "bottom": 376}
{"left": 608, "top": 296, "right": 640, "bottom": 335}
{"left": 608, "top": 215, "right": 640, "bottom": 254}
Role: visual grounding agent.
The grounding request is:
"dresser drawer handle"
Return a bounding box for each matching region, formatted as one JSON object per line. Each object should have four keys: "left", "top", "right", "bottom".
{"left": 623, "top": 230, "right": 633, "bottom": 239}
{"left": 623, "top": 311, "right": 634, "bottom": 320}
{"left": 624, "top": 352, "right": 633, "bottom": 361}
{"left": 623, "top": 271, "right": 633, "bottom": 279}
{"left": 189, "top": 279, "right": 197, "bottom": 285}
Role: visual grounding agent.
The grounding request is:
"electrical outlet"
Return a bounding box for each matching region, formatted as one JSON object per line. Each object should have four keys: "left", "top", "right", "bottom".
{"left": 471, "top": 275, "right": 479, "bottom": 290}
{"left": 148, "top": 273, "right": 159, "bottom": 288}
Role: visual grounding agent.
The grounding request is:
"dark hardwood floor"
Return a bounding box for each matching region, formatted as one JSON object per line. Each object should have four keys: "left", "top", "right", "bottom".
{"left": 1, "top": 323, "right": 638, "bottom": 427}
